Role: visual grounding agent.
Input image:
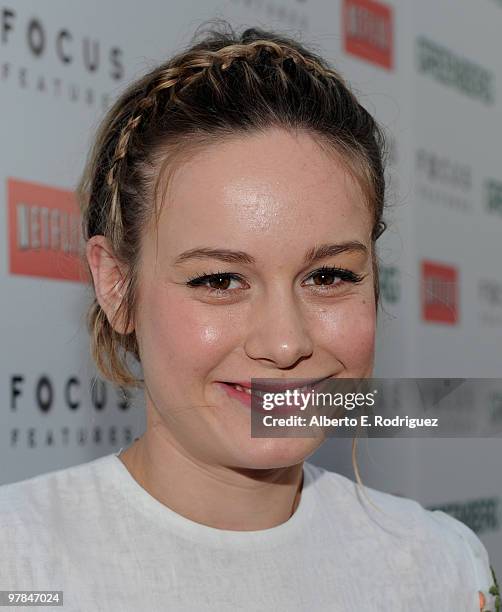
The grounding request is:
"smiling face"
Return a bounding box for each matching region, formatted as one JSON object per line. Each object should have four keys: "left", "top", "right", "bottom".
{"left": 133, "top": 127, "right": 376, "bottom": 470}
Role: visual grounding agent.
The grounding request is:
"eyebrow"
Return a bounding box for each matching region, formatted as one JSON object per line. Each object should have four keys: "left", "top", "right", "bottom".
{"left": 173, "top": 241, "right": 368, "bottom": 267}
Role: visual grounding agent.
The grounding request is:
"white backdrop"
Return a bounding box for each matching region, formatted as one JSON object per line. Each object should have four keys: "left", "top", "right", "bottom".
{"left": 1, "top": 0, "right": 500, "bottom": 573}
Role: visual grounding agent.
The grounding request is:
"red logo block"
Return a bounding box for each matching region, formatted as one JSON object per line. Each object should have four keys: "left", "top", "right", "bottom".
{"left": 7, "top": 177, "right": 88, "bottom": 283}
{"left": 421, "top": 260, "right": 459, "bottom": 325}
{"left": 343, "top": 0, "right": 394, "bottom": 70}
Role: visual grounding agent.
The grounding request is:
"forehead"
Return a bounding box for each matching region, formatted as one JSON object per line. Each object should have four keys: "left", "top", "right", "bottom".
{"left": 151, "top": 128, "right": 372, "bottom": 260}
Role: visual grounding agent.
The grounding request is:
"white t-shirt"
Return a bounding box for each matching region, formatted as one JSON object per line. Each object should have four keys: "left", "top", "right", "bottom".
{"left": 0, "top": 450, "right": 496, "bottom": 611}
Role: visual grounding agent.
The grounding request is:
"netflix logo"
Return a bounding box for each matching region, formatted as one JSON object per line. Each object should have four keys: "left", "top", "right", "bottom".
{"left": 421, "top": 260, "right": 459, "bottom": 325}
{"left": 343, "top": 0, "right": 394, "bottom": 70}
{"left": 7, "top": 177, "right": 87, "bottom": 282}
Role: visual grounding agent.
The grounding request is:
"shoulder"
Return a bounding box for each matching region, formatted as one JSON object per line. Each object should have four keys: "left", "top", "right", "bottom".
{"left": 304, "top": 460, "right": 428, "bottom": 527}
{"left": 0, "top": 454, "right": 118, "bottom": 532}
{"left": 427, "top": 509, "right": 498, "bottom": 609}
{"left": 305, "top": 461, "right": 496, "bottom": 610}
{"left": 0, "top": 454, "right": 119, "bottom": 589}
{"left": 0, "top": 453, "right": 116, "bottom": 499}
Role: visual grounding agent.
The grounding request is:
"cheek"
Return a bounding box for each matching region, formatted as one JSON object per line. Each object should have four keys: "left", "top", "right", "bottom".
{"left": 137, "top": 289, "right": 240, "bottom": 377}
{"left": 314, "top": 296, "right": 376, "bottom": 370}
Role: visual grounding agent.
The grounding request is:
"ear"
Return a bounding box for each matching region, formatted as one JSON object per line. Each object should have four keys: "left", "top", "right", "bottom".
{"left": 85, "top": 235, "right": 135, "bottom": 335}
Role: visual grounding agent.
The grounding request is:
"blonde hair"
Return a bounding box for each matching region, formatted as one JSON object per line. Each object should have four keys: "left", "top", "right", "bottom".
{"left": 76, "top": 20, "right": 388, "bottom": 489}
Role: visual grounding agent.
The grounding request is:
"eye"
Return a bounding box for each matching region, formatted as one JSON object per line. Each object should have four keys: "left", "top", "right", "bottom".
{"left": 303, "top": 266, "right": 365, "bottom": 290}
{"left": 186, "top": 272, "right": 247, "bottom": 293}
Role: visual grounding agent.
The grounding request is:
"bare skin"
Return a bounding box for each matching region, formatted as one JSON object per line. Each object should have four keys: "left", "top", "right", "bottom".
{"left": 86, "top": 127, "right": 376, "bottom": 531}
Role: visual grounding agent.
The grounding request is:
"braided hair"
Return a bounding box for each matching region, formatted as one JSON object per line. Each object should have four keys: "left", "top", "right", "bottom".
{"left": 77, "top": 20, "right": 388, "bottom": 391}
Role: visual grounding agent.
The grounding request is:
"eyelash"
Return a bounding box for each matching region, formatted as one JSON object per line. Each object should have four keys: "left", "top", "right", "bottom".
{"left": 185, "top": 265, "right": 365, "bottom": 297}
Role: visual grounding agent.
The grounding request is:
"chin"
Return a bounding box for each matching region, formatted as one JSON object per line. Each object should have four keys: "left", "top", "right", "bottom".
{"left": 231, "top": 436, "right": 324, "bottom": 470}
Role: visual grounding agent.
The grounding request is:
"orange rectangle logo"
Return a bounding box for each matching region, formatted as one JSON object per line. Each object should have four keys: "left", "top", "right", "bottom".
{"left": 8, "top": 177, "right": 89, "bottom": 283}
{"left": 343, "top": 0, "right": 394, "bottom": 70}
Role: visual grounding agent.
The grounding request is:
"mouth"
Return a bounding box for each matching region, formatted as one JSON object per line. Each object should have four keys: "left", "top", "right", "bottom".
{"left": 220, "top": 377, "right": 331, "bottom": 397}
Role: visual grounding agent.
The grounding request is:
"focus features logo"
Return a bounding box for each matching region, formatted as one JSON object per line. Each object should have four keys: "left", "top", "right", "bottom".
{"left": 1, "top": 6, "right": 124, "bottom": 109}
{"left": 343, "top": 0, "right": 394, "bottom": 70}
{"left": 9, "top": 374, "right": 137, "bottom": 449}
{"left": 421, "top": 260, "right": 459, "bottom": 325}
{"left": 415, "top": 149, "right": 472, "bottom": 213}
{"left": 416, "top": 149, "right": 472, "bottom": 191}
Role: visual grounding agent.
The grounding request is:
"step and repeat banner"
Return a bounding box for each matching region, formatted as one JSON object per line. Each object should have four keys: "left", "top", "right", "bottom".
{"left": 1, "top": 0, "right": 501, "bottom": 571}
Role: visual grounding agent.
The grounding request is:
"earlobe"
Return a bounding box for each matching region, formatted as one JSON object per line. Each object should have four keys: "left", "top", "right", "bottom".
{"left": 85, "top": 236, "right": 134, "bottom": 335}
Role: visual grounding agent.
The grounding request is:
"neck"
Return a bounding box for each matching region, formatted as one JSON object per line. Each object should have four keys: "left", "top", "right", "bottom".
{"left": 118, "top": 427, "right": 305, "bottom": 531}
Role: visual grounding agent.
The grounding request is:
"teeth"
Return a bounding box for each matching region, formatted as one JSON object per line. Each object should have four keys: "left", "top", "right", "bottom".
{"left": 231, "top": 383, "right": 319, "bottom": 396}
{"left": 234, "top": 384, "right": 252, "bottom": 395}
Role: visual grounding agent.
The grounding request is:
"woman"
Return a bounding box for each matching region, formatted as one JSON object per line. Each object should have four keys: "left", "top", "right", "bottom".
{"left": 0, "top": 21, "right": 497, "bottom": 611}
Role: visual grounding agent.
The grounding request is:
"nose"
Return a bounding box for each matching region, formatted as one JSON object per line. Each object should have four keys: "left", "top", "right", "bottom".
{"left": 243, "top": 288, "right": 314, "bottom": 369}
